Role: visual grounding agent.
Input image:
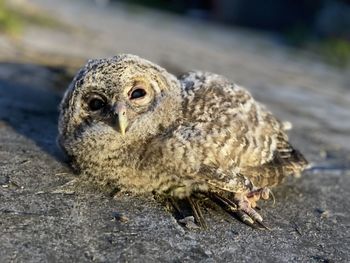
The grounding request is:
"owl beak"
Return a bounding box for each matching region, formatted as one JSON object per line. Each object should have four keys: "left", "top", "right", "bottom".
{"left": 115, "top": 103, "right": 128, "bottom": 136}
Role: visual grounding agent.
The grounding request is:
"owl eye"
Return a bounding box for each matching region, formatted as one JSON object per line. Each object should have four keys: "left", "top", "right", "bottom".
{"left": 88, "top": 97, "right": 106, "bottom": 111}
{"left": 130, "top": 88, "right": 147, "bottom": 100}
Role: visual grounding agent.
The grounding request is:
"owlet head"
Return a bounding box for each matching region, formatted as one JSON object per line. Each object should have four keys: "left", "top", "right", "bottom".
{"left": 58, "top": 54, "right": 181, "bottom": 157}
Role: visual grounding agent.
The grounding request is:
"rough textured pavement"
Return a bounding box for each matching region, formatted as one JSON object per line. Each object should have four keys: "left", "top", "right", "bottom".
{"left": 1, "top": 0, "right": 350, "bottom": 262}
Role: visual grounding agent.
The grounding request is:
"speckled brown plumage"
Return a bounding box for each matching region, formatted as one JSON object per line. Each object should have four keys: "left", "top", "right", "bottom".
{"left": 58, "top": 54, "right": 308, "bottom": 227}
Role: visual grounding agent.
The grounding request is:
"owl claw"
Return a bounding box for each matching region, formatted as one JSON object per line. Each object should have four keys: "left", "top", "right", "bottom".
{"left": 209, "top": 191, "right": 270, "bottom": 229}
{"left": 233, "top": 193, "right": 272, "bottom": 230}
{"left": 210, "top": 193, "right": 238, "bottom": 212}
{"left": 187, "top": 197, "right": 208, "bottom": 229}
{"left": 234, "top": 194, "right": 263, "bottom": 222}
{"left": 255, "top": 220, "right": 271, "bottom": 230}
{"left": 168, "top": 196, "right": 207, "bottom": 229}
{"left": 236, "top": 211, "right": 254, "bottom": 225}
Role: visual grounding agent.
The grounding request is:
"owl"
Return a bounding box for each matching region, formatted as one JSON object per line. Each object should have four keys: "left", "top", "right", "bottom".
{"left": 58, "top": 54, "right": 308, "bottom": 229}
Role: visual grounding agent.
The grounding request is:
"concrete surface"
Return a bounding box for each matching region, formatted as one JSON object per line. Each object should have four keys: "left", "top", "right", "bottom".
{"left": 1, "top": 0, "right": 350, "bottom": 262}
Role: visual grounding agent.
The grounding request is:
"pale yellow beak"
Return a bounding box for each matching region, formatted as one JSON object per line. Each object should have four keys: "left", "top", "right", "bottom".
{"left": 115, "top": 103, "right": 128, "bottom": 136}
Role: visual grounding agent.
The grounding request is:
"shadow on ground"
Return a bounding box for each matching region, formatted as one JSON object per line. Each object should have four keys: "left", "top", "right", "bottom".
{"left": 0, "top": 62, "right": 73, "bottom": 159}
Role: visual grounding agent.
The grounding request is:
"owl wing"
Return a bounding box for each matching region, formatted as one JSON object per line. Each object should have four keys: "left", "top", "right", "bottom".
{"left": 175, "top": 71, "right": 308, "bottom": 191}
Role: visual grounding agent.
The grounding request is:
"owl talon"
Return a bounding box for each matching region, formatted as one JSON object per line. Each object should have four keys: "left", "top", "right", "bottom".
{"left": 255, "top": 220, "right": 271, "bottom": 230}
{"left": 210, "top": 193, "right": 238, "bottom": 212}
{"left": 234, "top": 193, "right": 268, "bottom": 227}
{"left": 187, "top": 197, "right": 207, "bottom": 229}
{"left": 236, "top": 211, "right": 254, "bottom": 226}
{"left": 168, "top": 196, "right": 207, "bottom": 229}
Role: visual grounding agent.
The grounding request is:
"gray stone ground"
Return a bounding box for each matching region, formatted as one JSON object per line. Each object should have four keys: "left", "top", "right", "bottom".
{"left": 1, "top": 0, "right": 350, "bottom": 262}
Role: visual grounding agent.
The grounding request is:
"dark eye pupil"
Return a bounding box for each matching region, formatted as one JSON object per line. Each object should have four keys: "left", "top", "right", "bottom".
{"left": 89, "top": 98, "right": 105, "bottom": 111}
{"left": 131, "top": 89, "right": 146, "bottom": 99}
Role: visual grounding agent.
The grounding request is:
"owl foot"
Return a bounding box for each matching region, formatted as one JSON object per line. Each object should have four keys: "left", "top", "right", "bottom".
{"left": 209, "top": 192, "right": 270, "bottom": 229}
{"left": 233, "top": 193, "right": 271, "bottom": 230}
{"left": 246, "top": 187, "right": 272, "bottom": 208}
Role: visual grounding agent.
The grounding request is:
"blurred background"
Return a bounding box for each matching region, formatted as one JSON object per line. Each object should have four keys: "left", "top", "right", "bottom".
{"left": 1, "top": 0, "right": 350, "bottom": 72}
{"left": 124, "top": 0, "right": 350, "bottom": 67}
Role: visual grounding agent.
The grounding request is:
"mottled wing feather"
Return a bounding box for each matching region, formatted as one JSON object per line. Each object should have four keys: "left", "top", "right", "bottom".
{"left": 239, "top": 122, "right": 308, "bottom": 187}
{"left": 180, "top": 71, "right": 279, "bottom": 167}
{"left": 177, "top": 71, "right": 307, "bottom": 190}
